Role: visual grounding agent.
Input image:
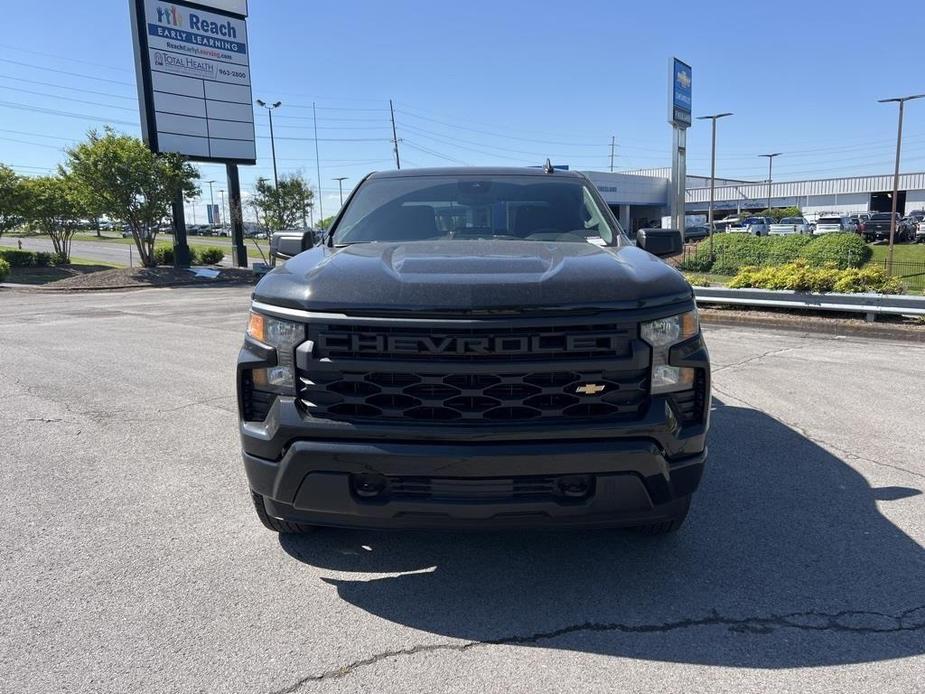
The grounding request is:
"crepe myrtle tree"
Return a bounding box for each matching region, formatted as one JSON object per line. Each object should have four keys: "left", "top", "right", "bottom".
{"left": 19, "top": 174, "right": 85, "bottom": 263}
{"left": 65, "top": 128, "right": 199, "bottom": 267}
{"left": 0, "top": 164, "right": 24, "bottom": 239}
{"left": 249, "top": 174, "right": 314, "bottom": 232}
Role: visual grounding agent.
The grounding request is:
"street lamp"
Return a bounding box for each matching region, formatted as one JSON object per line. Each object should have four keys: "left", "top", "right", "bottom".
{"left": 878, "top": 93, "right": 925, "bottom": 273}
{"left": 218, "top": 189, "right": 226, "bottom": 228}
{"left": 758, "top": 153, "right": 782, "bottom": 215}
{"left": 696, "top": 112, "right": 733, "bottom": 256}
{"left": 205, "top": 179, "right": 216, "bottom": 227}
{"left": 255, "top": 99, "right": 282, "bottom": 188}
{"left": 332, "top": 177, "right": 348, "bottom": 207}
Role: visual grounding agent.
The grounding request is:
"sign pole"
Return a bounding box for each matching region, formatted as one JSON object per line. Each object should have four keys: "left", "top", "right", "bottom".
{"left": 171, "top": 191, "right": 191, "bottom": 268}
{"left": 668, "top": 58, "right": 692, "bottom": 233}
{"left": 227, "top": 163, "right": 248, "bottom": 267}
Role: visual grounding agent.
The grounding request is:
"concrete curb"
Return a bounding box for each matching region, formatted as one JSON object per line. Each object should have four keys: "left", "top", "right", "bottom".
{"left": 700, "top": 308, "right": 925, "bottom": 342}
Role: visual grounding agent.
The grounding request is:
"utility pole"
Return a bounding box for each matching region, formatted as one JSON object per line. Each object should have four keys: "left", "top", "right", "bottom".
{"left": 389, "top": 98, "right": 401, "bottom": 169}
{"left": 256, "top": 99, "right": 282, "bottom": 188}
{"left": 697, "top": 112, "right": 733, "bottom": 257}
{"left": 332, "top": 177, "right": 348, "bottom": 207}
{"left": 313, "top": 102, "right": 324, "bottom": 225}
{"left": 609, "top": 136, "right": 616, "bottom": 173}
{"left": 878, "top": 94, "right": 924, "bottom": 274}
{"left": 758, "top": 153, "right": 782, "bottom": 214}
{"left": 219, "top": 189, "right": 226, "bottom": 227}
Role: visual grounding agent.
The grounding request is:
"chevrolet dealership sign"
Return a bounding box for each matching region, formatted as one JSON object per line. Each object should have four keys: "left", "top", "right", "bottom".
{"left": 669, "top": 57, "right": 692, "bottom": 129}
{"left": 129, "top": 0, "right": 255, "bottom": 163}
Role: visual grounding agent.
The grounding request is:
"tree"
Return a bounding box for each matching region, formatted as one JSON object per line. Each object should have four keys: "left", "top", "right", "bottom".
{"left": 19, "top": 175, "right": 85, "bottom": 262}
{"left": 249, "top": 175, "right": 314, "bottom": 231}
{"left": 64, "top": 128, "right": 199, "bottom": 267}
{"left": 0, "top": 164, "right": 24, "bottom": 239}
{"left": 755, "top": 206, "right": 803, "bottom": 222}
{"left": 318, "top": 215, "right": 337, "bottom": 230}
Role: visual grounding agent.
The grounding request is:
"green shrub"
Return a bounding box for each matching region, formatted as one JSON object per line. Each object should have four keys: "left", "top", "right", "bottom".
{"left": 0, "top": 257, "right": 9, "bottom": 282}
{"left": 196, "top": 247, "right": 224, "bottom": 265}
{"left": 798, "top": 233, "right": 870, "bottom": 269}
{"left": 729, "top": 261, "right": 903, "bottom": 294}
{"left": 0, "top": 248, "right": 37, "bottom": 267}
{"left": 35, "top": 251, "right": 53, "bottom": 267}
{"left": 153, "top": 245, "right": 174, "bottom": 265}
{"left": 51, "top": 252, "right": 69, "bottom": 265}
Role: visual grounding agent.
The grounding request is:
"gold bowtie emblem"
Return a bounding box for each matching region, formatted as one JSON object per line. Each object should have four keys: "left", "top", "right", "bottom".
{"left": 575, "top": 383, "right": 605, "bottom": 395}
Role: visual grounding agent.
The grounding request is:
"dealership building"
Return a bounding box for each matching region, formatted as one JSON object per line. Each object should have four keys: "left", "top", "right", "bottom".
{"left": 581, "top": 168, "right": 925, "bottom": 232}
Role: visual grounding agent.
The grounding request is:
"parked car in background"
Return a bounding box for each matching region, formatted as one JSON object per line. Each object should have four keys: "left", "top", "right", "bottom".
{"left": 815, "top": 215, "right": 852, "bottom": 234}
{"left": 769, "top": 216, "right": 813, "bottom": 235}
{"left": 683, "top": 225, "right": 710, "bottom": 242}
{"left": 916, "top": 219, "right": 925, "bottom": 243}
{"left": 727, "top": 216, "right": 772, "bottom": 236}
{"left": 859, "top": 212, "right": 915, "bottom": 242}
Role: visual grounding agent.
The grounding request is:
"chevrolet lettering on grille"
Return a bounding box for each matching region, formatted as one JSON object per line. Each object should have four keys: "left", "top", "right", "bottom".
{"left": 318, "top": 332, "right": 622, "bottom": 356}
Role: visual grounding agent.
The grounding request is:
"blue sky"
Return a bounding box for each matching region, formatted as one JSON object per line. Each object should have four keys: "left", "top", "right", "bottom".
{"left": 2, "top": 0, "right": 924, "bottom": 219}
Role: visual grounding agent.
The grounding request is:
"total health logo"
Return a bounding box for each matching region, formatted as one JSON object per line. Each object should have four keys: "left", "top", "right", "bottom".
{"left": 156, "top": 5, "right": 184, "bottom": 27}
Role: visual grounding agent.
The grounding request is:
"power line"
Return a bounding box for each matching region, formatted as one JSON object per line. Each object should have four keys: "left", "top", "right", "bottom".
{"left": 0, "top": 58, "right": 135, "bottom": 86}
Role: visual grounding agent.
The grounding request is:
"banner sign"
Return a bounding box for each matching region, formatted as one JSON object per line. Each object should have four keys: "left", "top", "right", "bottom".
{"left": 669, "top": 58, "right": 692, "bottom": 129}
{"left": 129, "top": 0, "right": 256, "bottom": 163}
{"left": 207, "top": 203, "right": 221, "bottom": 225}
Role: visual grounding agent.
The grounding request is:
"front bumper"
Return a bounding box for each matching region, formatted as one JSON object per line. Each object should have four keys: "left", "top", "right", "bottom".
{"left": 244, "top": 438, "right": 705, "bottom": 529}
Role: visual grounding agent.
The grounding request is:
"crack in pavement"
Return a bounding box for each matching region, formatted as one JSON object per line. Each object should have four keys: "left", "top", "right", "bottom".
{"left": 270, "top": 605, "right": 925, "bottom": 692}
{"left": 711, "top": 384, "right": 925, "bottom": 481}
{"left": 712, "top": 345, "right": 804, "bottom": 373}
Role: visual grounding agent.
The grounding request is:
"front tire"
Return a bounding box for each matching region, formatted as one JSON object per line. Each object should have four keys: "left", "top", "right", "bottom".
{"left": 250, "top": 491, "right": 315, "bottom": 534}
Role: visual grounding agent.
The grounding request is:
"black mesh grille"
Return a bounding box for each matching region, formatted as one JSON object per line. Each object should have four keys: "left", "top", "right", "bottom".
{"left": 299, "top": 319, "right": 649, "bottom": 425}
{"left": 299, "top": 368, "right": 648, "bottom": 423}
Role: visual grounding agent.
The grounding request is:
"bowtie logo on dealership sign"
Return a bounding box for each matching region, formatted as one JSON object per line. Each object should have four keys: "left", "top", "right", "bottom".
{"left": 676, "top": 69, "right": 690, "bottom": 90}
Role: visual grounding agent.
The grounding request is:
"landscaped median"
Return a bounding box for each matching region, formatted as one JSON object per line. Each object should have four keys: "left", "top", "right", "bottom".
{"left": 679, "top": 233, "right": 925, "bottom": 294}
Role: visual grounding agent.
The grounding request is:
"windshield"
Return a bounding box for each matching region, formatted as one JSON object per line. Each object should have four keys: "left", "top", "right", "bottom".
{"left": 871, "top": 213, "right": 893, "bottom": 220}
{"left": 742, "top": 217, "right": 763, "bottom": 224}
{"left": 332, "top": 175, "right": 621, "bottom": 245}
{"left": 818, "top": 217, "right": 842, "bottom": 224}
{"left": 780, "top": 217, "right": 803, "bottom": 224}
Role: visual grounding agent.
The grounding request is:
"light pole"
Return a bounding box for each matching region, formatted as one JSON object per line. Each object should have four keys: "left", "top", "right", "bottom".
{"left": 758, "top": 153, "right": 782, "bottom": 215}
{"left": 255, "top": 99, "right": 282, "bottom": 188}
{"left": 878, "top": 94, "right": 924, "bottom": 273}
{"left": 696, "top": 112, "right": 733, "bottom": 257}
{"left": 332, "top": 177, "right": 348, "bottom": 207}
{"left": 205, "top": 180, "right": 215, "bottom": 227}
{"left": 219, "top": 189, "right": 226, "bottom": 228}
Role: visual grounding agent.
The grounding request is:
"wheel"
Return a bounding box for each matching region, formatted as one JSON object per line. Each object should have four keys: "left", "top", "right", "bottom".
{"left": 632, "top": 496, "right": 691, "bottom": 536}
{"left": 250, "top": 490, "right": 315, "bottom": 534}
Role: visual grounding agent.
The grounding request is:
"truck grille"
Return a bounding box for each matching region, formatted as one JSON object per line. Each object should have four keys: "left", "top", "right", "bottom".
{"left": 297, "top": 318, "right": 651, "bottom": 425}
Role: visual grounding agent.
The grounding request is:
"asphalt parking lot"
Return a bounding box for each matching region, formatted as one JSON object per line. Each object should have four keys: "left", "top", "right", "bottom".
{"left": 1, "top": 286, "right": 923, "bottom": 694}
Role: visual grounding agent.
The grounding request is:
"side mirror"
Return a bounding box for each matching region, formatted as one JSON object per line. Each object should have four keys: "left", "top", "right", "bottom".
{"left": 270, "top": 230, "right": 315, "bottom": 264}
{"left": 636, "top": 228, "right": 682, "bottom": 258}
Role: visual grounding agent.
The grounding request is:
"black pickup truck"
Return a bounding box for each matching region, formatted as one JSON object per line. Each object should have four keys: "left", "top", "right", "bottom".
{"left": 860, "top": 212, "right": 915, "bottom": 243}
{"left": 238, "top": 167, "right": 710, "bottom": 535}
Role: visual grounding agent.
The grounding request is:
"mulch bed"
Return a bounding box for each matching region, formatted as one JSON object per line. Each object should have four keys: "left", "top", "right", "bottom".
{"left": 39, "top": 266, "right": 256, "bottom": 290}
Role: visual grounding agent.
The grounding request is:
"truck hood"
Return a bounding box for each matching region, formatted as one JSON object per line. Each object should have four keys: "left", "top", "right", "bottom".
{"left": 253, "top": 240, "right": 692, "bottom": 313}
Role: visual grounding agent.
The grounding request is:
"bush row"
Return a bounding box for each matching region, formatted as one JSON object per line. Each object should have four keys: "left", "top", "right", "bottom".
{"left": 0, "top": 248, "right": 54, "bottom": 267}
{"left": 728, "top": 261, "right": 904, "bottom": 294}
{"left": 679, "top": 233, "right": 871, "bottom": 274}
{"left": 153, "top": 245, "right": 225, "bottom": 266}
{"left": 0, "top": 257, "right": 9, "bottom": 282}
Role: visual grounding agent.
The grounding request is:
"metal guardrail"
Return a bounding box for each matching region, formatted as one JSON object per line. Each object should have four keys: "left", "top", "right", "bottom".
{"left": 693, "top": 286, "right": 925, "bottom": 318}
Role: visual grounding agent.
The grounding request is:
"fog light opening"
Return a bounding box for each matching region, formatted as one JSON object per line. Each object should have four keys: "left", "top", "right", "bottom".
{"left": 352, "top": 473, "right": 388, "bottom": 499}
{"left": 557, "top": 475, "right": 592, "bottom": 499}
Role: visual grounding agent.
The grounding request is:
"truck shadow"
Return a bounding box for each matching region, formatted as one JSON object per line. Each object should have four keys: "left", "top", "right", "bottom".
{"left": 279, "top": 400, "right": 925, "bottom": 668}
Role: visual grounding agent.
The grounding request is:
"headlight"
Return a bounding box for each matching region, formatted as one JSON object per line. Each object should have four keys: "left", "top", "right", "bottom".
{"left": 641, "top": 310, "right": 699, "bottom": 394}
{"left": 246, "top": 311, "right": 304, "bottom": 392}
